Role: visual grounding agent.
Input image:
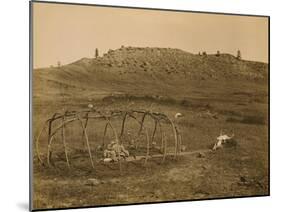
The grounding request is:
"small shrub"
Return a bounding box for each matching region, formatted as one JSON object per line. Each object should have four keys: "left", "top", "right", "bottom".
{"left": 226, "top": 115, "right": 265, "bottom": 125}
{"left": 181, "top": 99, "right": 190, "bottom": 106}
{"left": 241, "top": 115, "right": 265, "bottom": 125}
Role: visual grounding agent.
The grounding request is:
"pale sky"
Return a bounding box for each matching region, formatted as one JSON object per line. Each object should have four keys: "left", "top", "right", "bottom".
{"left": 32, "top": 2, "right": 268, "bottom": 69}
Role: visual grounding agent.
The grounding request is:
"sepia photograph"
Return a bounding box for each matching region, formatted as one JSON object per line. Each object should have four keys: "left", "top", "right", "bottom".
{"left": 31, "top": 1, "right": 269, "bottom": 210}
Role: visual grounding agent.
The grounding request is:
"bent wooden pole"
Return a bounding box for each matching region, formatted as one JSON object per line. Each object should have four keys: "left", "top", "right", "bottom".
{"left": 105, "top": 118, "right": 119, "bottom": 142}
{"left": 46, "top": 113, "right": 59, "bottom": 165}
{"left": 161, "top": 132, "right": 167, "bottom": 163}
{"left": 47, "top": 113, "right": 58, "bottom": 143}
{"left": 81, "top": 112, "right": 89, "bottom": 149}
{"left": 167, "top": 118, "right": 179, "bottom": 159}
{"left": 77, "top": 115, "right": 95, "bottom": 169}
{"left": 151, "top": 119, "right": 158, "bottom": 144}
{"left": 46, "top": 118, "right": 78, "bottom": 166}
{"left": 127, "top": 113, "right": 143, "bottom": 148}
{"left": 61, "top": 115, "right": 70, "bottom": 168}
{"left": 47, "top": 134, "right": 55, "bottom": 166}
{"left": 49, "top": 118, "right": 78, "bottom": 137}
{"left": 138, "top": 112, "right": 147, "bottom": 136}
{"left": 127, "top": 113, "right": 142, "bottom": 126}
{"left": 102, "top": 118, "right": 119, "bottom": 147}
{"left": 177, "top": 131, "right": 182, "bottom": 154}
{"left": 102, "top": 122, "right": 110, "bottom": 148}
{"left": 144, "top": 129, "right": 150, "bottom": 166}
{"left": 119, "top": 112, "right": 128, "bottom": 139}
{"left": 158, "top": 122, "right": 164, "bottom": 153}
{"left": 46, "top": 116, "right": 89, "bottom": 167}
{"left": 35, "top": 121, "right": 48, "bottom": 164}
{"left": 105, "top": 118, "right": 122, "bottom": 172}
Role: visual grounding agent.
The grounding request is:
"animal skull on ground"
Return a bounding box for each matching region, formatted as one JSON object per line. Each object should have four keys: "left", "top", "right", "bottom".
{"left": 212, "top": 131, "right": 235, "bottom": 150}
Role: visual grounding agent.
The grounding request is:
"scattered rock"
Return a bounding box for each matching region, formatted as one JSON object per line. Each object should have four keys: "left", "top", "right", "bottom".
{"left": 241, "top": 156, "right": 250, "bottom": 161}
{"left": 103, "top": 158, "right": 113, "bottom": 163}
{"left": 201, "top": 165, "right": 207, "bottom": 170}
{"left": 96, "top": 145, "right": 103, "bottom": 151}
{"left": 108, "top": 178, "right": 121, "bottom": 184}
{"left": 180, "top": 145, "right": 187, "bottom": 152}
{"left": 86, "top": 178, "right": 101, "bottom": 186}
{"left": 240, "top": 176, "right": 246, "bottom": 183}
{"left": 238, "top": 176, "right": 257, "bottom": 187}
{"left": 103, "top": 140, "right": 130, "bottom": 162}
{"left": 196, "top": 152, "right": 206, "bottom": 158}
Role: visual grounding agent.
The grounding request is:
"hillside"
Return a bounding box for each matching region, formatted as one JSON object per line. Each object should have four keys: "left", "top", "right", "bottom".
{"left": 33, "top": 46, "right": 268, "bottom": 102}
{"left": 33, "top": 46, "right": 269, "bottom": 209}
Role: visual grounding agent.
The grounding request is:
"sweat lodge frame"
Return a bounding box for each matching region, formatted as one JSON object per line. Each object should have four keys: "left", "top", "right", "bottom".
{"left": 35, "top": 108, "right": 183, "bottom": 170}
{"left": 29, "top": 0, "right": 270, "bottom": 211}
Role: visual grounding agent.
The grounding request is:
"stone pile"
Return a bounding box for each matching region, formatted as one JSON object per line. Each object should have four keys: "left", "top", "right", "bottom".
{"left": 103, "top": 140, "right": 130, "bottom": 162}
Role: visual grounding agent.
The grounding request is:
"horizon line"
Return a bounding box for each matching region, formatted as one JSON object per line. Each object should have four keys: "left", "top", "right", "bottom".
{"left": 33, "top": 46, "right": 268, "bottom": 70}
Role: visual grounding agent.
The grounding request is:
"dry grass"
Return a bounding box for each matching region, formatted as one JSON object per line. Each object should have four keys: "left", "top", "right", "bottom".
{"left": 32, "top": 47, "right": 269, "bottom": 210}
{"left": 32, "top": 94, "right": 268, "bottom": 210}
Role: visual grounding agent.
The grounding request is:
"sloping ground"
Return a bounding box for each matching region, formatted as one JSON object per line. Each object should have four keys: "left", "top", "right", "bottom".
{"left": 32, "top": 46, "right": 269, "bottom": 210}
{"left": 33, "top": 46, "right": 268, "bottom": 102}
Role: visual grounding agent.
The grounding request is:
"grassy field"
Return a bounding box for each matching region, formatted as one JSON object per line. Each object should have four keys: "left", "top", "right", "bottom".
{"left": 32, "top": 47, "right": 269, "bottom": 210}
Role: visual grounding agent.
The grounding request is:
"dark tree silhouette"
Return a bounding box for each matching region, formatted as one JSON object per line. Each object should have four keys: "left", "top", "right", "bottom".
{"left": 216, "top": 50, "right": 220, "bottom": 57}
{"left": 237, "top": 50, "right": 241, "bottom": 60}
{"left": 95, "top": 48, "right": 99, "bottom": 58}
